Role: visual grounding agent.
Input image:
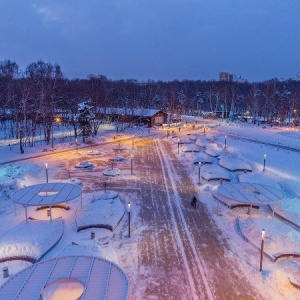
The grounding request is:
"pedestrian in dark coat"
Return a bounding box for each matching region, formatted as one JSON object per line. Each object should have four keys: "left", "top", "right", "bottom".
{"left": 191, "top": 196, "right": 198, "bottom": 208}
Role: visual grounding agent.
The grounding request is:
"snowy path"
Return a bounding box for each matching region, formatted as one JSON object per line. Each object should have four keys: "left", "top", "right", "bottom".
{"left": 130, "top": 137, "right": 263, "bottom": 299}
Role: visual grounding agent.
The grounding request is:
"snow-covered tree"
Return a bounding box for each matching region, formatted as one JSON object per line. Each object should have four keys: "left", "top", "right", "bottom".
{"left": 77, "top": 101, "right": 94, "bottom": 143}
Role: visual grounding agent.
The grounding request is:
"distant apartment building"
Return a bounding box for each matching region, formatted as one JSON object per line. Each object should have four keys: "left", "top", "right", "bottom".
{"left": 219, "top": 71, "right": 233, "bottom": 82}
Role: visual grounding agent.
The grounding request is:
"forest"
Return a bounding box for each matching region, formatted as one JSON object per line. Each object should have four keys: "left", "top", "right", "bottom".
{"left": 1, "top": 59, "right": 300, "bottom": 152}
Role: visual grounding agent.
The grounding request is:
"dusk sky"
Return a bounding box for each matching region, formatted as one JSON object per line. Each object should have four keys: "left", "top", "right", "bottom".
{"left": 1, "top": 0, "right": 300, "bottom": 82}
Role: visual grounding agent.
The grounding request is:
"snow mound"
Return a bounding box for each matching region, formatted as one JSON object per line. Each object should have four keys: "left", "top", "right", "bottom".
{"left": 272, "top": 198, "right": 300, "bottom": 227}
{"left": 76, "top": 197, "right": 125, "bottom": 232}
{"left": 195, "top": 138, "right": 209, "bottom": 148}
{"left": 75, "top": 161, "right": 94, "bottom": 169}
{"left": 205, "top": 144, "right": 222, "bottom": 157}
{"left": 0, "top": 219, "right": 63, "bottom": 262}
{"left": 102, "top": 168, "right": 121, "bottom": 177}
{"left": 239, "top": 215, "right": 300, "bottom": 257}
{"left": 201, "top": 164, "right": 230, "bottom": 181}
{"left": 219, "top": 155, "right": 252, "bottom": 172}
{"left": 191, "top": 152, "right": 213, "bottom": 164}
{"left": 91, "top": 190, "right": 119, "bottom": 202}
{"left": 180, "top": 144, "right": 200, "bottom": 152}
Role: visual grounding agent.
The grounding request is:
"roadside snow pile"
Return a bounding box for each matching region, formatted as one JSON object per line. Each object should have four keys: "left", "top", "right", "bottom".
{"left": 0, "top": 219, "right": 63, "bottom": 262}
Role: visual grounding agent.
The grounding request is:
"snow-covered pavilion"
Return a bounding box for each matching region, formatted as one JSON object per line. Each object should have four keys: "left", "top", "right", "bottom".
{"left": 215, "top": 182, "right": 285, "bottom": 213}
{"left": 13, "top": 182, "right": 82, "bottom": 223}
{"left": 0, "top": 256, "right": 129, "bottom": 299}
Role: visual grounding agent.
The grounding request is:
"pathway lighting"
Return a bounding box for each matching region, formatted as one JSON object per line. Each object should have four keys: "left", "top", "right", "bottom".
{"left": 76, "top": 138, "right": 78, "bottom": 154}
{"left": 204, "top": 126, "right": 206, "bottom": 136}
{"left": 224, "top": 135, "right": 227, "bottom": 150}
{"left": 263, "top": 154, "right": 266, "bottom": 171}
{"left": 259, "top": 229, "right": 265, "bottom": 272}
{"left": 198, "top": 162, "right": 202, "bottom": 184}
{"left": 131, "top": 154, "right": 134, "bottom": 175}
{"left": 128, "top": 202, "right": 131, "bottom": 238}
{"left": 45, "top": 163, "right": 49, "bottom": 183}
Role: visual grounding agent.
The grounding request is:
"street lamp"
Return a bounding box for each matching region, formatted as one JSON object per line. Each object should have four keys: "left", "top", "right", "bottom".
{"left": 263, "top": 154, "right": 266, "bottom": 171}
{"left": 128, "top": 202, "right": 131, "bottom": 238}
{"left": 177, "top": 138, "right": 180, "bottom": 154}
{"left": 51, "top": 117, "right": 61, "bottom": 151}
{"left": 45, "top": 163, "right": 49, "bottom": 183}
{"left": 259, "top": 229, "right": 266, "bottom": 272}
{"left": 198, "top": 162, "right": 202, "bottom": 184}
{"left": 51, "top": 125, "right": 54, "bottom": 150}
{"left": 131, "top": 154, "right": 134, "bottom": 175}
{"left": 224, "top": 135, "right": 227, "bottom": 150}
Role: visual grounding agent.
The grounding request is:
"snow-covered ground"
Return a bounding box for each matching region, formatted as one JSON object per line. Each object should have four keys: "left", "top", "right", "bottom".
{"left": 0, "top": 120, "right": 300, "bottom": 299}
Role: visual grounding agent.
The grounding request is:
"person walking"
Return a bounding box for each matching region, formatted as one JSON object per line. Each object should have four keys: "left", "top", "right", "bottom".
{"left": 191, "top": 196, "right": 198, "bottom": 209}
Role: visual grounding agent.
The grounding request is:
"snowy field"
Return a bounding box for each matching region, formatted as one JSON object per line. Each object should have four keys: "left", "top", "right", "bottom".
{"left": 0, "top": 120, "right": 300, "bottom": 299}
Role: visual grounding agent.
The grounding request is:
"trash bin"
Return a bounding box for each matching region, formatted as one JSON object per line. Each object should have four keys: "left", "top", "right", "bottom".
{"left": 91, "top": 231, "right": 95, "bottom": 239}
{"left": 3, "top": 267, "right": 8, "bottom": 278}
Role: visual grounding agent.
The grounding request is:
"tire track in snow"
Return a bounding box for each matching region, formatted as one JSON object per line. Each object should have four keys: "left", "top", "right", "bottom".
{"left": 155, "top": 139, "right": 215, "bottom": 300}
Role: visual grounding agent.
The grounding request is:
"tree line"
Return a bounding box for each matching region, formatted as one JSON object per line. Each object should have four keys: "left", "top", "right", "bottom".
{"left": 1, "top": 59, "right": 300, "bottom": 152}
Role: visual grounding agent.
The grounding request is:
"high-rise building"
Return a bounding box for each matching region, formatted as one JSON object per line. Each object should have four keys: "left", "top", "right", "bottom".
{"left": 219, "top": 72, "right": 233, "bottom": 82}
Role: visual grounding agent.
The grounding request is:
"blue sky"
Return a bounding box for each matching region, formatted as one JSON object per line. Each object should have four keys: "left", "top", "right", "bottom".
{"left": 1, "top": 0, "right": 300, "bottom": 82}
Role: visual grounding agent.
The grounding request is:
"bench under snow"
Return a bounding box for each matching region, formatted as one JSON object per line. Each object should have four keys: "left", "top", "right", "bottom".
{"left": 0, "top": 219, "right": 63, "bottom": 263}
{"left": 76, "top": 198, "right": 125, "bottom": 232}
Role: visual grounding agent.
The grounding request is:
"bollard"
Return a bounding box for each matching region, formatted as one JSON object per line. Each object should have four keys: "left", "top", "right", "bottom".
{"left": 47, "top": 209, "right": 50, "bottom": 217}
{"left": 3, "top": 267, "right": 8, "bottom": 278}
{"left": 91, "top": 231, "right": 95, "bottom": 239}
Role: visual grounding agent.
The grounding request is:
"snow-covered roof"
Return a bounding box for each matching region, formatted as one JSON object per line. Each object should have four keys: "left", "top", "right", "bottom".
{"left": 0, "top": 256, "right": 129, "bottom": 300}
{"left": 217, "top": 182, "right": 285, "bottom": 205}
{"left": 13, "top": 182, "right": 82, "bottom": 206}
{"left": 97, "top": 107, "right": 165, "bottom": 117}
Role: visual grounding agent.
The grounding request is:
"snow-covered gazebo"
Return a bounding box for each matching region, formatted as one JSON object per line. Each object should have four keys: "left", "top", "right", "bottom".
{"left": 13, "top": 182, "right": 82, "bottom": 223}
{"left": 0, "top": 256, "right": 129, "bottom": 299}
{"left": 215, "top": 182, "right": 285, "bottom": 213}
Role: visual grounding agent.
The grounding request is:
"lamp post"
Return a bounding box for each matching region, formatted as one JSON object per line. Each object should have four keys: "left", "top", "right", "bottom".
{"left": 198, "top": 162, "right": 202, "bottom": 184}
{"left": 263, "top": 154, "right": 266, "bottom": 171}
{"left": 259, "top": 229, "right": 265, "bottom": 272}
{"left": 177, "top": 138, "right": 180, "bottom": 154}
{"left": 131, "top": 154, "right": 134, "bottom": 175}
{"left": 128, "top": 202, "right": 131, "bottom": 238}
{"left": 51, "top": 124, "right": 54, "bottom": 150}
{"left": 224, "top": 135, "right": 227, "bottom": 150}
{"left": 45, "top": 163, "right": 48, "bottom": 183}
{"left": 75, "top": 138, "right": 78, "bottom": 154}
{"left": 204, "top": 126, "right": 206, "bottom": 136}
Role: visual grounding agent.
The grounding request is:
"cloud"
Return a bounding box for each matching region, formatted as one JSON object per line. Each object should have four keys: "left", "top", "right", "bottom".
{"left": 33, "top": 5, "right": 61, "bottom": 22}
